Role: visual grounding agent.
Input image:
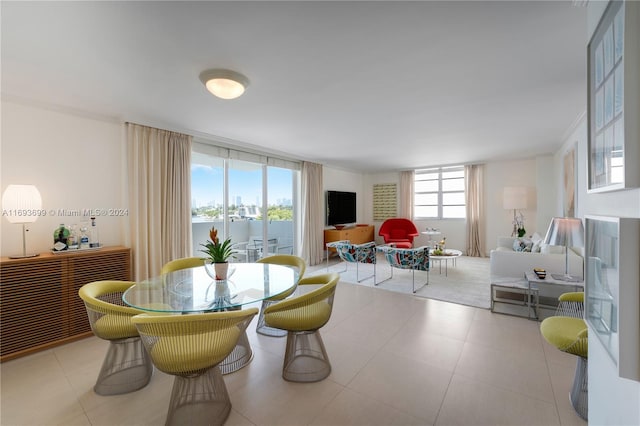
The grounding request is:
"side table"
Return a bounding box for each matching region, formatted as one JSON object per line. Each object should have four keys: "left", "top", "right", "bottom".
{"left": 524, "top": 271, "right": 584, "bottom": 320}
{"left": 490, "top": 277, "right": 539, "bottom": 320}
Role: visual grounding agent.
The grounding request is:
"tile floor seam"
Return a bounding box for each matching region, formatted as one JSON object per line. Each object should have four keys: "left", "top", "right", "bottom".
{"left": 301, "top": 383, "right": 348, "bottom": 426}
{"left": 432, "top": 364, "right": 456, "bottom": 426}
{"left": 230, "top": 407, "right": 257, "bottom": 426}
{"left": 337, "top": 385, "right": 434, "bottom": 425}
{"left": 540, "top": 333, "right": 565, "bottom": 426}
{"left": 52, "top": 347, "right": 94, "bottom": 423}
{"left": 448, "top": 369, "right": 561, "bottom": 409}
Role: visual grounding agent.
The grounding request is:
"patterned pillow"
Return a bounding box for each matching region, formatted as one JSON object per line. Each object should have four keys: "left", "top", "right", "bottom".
{"left": 530, "top": 232, "right": 543, "bottom": 253}
{"left": 513, "top": 237, "right": 533, "bottom": 252}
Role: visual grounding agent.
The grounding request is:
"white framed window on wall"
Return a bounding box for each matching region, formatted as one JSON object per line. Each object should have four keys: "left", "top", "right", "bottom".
{"left": 191, "top": 140, "right": 300, "bottom": 260}
{"left": 414, "top": 165, "right": 466, "bottom": 219}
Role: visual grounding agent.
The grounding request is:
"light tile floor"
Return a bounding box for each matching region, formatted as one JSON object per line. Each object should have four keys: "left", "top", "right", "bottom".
{"left": 1, "top": 281, "right": 587, "bottom": 426}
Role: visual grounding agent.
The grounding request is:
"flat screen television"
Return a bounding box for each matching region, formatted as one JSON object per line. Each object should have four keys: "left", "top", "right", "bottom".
{"left": 326, "top": 190, "right": 356, "bottom": 226}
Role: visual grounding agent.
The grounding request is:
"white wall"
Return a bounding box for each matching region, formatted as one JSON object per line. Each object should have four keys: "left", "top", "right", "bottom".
{"left": 580, "top": 2, "right": 640, "bottom": 424}
{"left": 1, "top": 100, "right": 127, "bottom": 256}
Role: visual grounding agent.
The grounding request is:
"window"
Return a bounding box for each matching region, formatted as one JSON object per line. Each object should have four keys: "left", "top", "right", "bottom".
{"left": 414, "top": 166, "right": 465, "bottom": 219}
{"left": 191, "top": 141, "right": 300, "bottom": 259}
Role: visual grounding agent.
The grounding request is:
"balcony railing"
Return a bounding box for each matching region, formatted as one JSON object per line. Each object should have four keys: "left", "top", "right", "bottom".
{"left": 192, "top": 219, "right": 294, "bottom": 262}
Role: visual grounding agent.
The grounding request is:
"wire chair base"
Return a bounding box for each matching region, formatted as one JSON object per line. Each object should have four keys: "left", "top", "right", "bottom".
{"left": 282, "top": 330, "right": 331, "bottom": 383}
{"left": 218, "top": 330, "right": 253, "bottom": 374}
{"left": 570, "top": 356, "right": 588, "bottom": 421}
{"left": 166, "top": 367, "right": 231, "bottom": 426}
{"left": 94, "top": 336, "right": 153, "bottom": 396}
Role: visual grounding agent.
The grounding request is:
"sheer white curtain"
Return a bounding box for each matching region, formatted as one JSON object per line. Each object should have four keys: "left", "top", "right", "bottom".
{"left": 399, "top": 170, "right": 414, "bottom": 219}
{"left": 126, "top": 123, "right": 192, "bottom": 280}
{"left": 300, "top": 161, "right": 324, "bottom": 266}
{"left": 465, "top": 164, "right": 486, "bottom": 257}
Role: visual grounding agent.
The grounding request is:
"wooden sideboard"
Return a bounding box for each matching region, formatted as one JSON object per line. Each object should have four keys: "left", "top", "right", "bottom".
{"left": 0, "top": 246, "right": 131, "bottom": 362}
{"left": 324, "top": 225, "right": 375, "bottom": 256}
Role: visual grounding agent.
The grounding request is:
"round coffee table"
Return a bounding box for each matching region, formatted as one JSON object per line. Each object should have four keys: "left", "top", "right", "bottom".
{"left": 429, "top": 249, "right": 462, "bottom": 276}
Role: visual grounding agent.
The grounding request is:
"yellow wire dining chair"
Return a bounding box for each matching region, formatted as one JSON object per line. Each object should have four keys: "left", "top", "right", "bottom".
{"left": 263, "top": 272, "right": 339, "bottom": 382}
{"left": 255, "top": 254, "right": 307, "bottom": 337}
{"left": 78, "top": 280, "right": 153, "bottom": 395}
{"left": 131, "top": 308, "right": 258, "bottom": 426}
{"left": 159, "top": 256, "right": 250, "bottom": 374}
{"left": 540, "top": 314, "right": 588, "bottom": 420}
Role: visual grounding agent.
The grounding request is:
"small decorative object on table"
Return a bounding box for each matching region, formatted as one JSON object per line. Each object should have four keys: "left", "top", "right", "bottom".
{"left": 200, "top": 226, "right": 235, "bottom": 280}
{"left": 534, "top": 268, "right": 546, "bottom": 279}
{"left": 53, "top": 224, "right": 71, "bottom": 251}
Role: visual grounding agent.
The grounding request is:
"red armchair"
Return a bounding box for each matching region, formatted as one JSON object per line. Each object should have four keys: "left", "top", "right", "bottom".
{"left": 378, "top": 218, "right": 419, "bottom": 249}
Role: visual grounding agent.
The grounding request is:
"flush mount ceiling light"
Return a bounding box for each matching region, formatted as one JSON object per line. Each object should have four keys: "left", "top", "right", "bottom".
{"left": 199, "top": 69, "right": 249, "bottom": 100}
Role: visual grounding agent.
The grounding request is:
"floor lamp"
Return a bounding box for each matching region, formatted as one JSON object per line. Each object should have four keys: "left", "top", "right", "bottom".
{"left": 2, "top": 184, "right": 42, "bottom": 258}
{"left": 503, "top": 187, "right": 527, "bottom": 237}
{"left": 544, "top": 217, "right": 584, "bottom": 281}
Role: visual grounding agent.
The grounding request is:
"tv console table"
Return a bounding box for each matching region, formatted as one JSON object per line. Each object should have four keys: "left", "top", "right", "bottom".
{"left": 324, "top": 225, "right": 374, "bottom": 257}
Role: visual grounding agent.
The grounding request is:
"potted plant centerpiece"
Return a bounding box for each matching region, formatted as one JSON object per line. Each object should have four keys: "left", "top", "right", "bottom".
{"left": 200, "top": 226, "right": 235, "bottom": 280}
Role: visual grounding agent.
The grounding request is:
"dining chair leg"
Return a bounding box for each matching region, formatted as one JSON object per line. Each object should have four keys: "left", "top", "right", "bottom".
{"left": 282, "top": 330, "right": 331, "bottom": 382}
{"left": 166, "top": 367, "right": 230, "bottom": 426}
{"left": 94, "top": 336, "right": 153, "bottom": 395}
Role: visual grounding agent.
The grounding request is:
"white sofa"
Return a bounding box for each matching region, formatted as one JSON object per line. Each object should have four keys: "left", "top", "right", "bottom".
{"left": 489, "top": 236, "right": 584, "bottom": 281}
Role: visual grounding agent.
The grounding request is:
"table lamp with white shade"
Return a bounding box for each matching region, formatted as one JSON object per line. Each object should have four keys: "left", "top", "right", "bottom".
{"left": 503, "top": 186, "right": 528, "bottom": 237}
{"left": 2, "top": 184, "right": 42, "bottom": 258}
{"left": 544, "top": 217, "right": 584, "bottom": 281}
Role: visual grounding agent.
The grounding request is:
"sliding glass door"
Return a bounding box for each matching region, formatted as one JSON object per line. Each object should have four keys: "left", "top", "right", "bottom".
{"left": 191, "top": 143, "right": 299, "bottom": 261}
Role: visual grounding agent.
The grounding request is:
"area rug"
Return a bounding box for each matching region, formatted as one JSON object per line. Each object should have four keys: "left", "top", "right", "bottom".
{"left": 312, "top": 255, "right": 491, "bottom": 309}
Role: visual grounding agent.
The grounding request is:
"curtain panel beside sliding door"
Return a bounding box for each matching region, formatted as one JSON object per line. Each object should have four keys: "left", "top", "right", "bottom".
{"left": 126, "top": 123, "right": 192, "bottom": 280}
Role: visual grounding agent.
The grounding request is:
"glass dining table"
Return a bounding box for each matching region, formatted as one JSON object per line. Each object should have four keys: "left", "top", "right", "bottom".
{"left": 123, "top": 262, "right": 299, "bottom": 373}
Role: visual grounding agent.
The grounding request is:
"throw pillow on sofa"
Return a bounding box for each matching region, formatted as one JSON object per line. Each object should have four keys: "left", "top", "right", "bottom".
{"left": 513, "top": 237, "right": 533, "bottom": 252}
{"left": 530, "top": 232, "right": 543, "bottom": 253}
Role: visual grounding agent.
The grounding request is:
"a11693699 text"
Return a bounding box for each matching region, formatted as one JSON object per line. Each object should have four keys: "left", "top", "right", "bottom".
{"left": 2, "top": 209, "right": 47, "bottom": 218}
{"left": 2, "top": 208, "right": 129, "bottom": 218}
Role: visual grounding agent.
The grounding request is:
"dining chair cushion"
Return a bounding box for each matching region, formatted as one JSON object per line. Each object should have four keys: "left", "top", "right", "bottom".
{"left": 540, "top": 316, "right": 588, "bottom": 357}
{"left": 262, "top": 302, "right": 332, "bottom": 331}
{"left": 93, "top": 314, "right": 139, "bottom": 340}
{"left": 149, "top": 329, "right": 241, "bottom": 374}
{"left": 264, "top": 274, "right": 338, "bottom": 332}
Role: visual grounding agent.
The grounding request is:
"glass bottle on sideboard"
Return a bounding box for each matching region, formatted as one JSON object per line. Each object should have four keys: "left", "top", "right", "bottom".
{"left": 89, "top": 216, "right": 100, "bottom": 248}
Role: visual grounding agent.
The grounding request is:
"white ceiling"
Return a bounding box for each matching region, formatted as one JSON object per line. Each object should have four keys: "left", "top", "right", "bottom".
{"left": 1, "top": 1, "right": 587, "bottom": 172}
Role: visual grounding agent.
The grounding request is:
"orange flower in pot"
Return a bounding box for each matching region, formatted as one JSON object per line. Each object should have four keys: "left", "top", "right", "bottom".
{"left": 200, "top": 226, "right": 235, "bottom": 279}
